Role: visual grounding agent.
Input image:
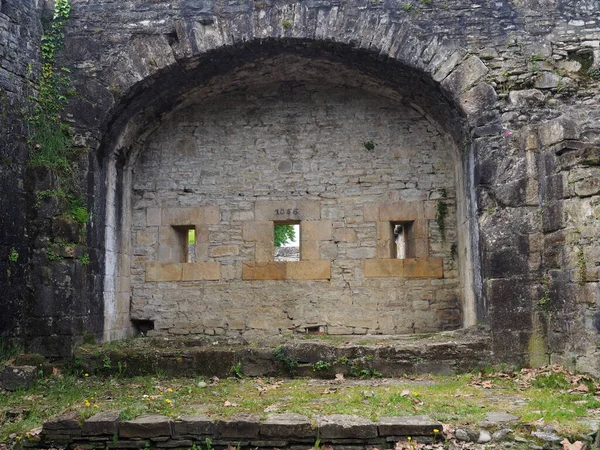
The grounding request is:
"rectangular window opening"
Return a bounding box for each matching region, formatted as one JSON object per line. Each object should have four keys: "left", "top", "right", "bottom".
{"left": 274, "top": 222, "right": 300, "bottom": 261}
{"left": 392, "top": 221, "right": 415, "bottom": 259}
{"left": 173, "top": 225, "right": 196, "bottom": 263}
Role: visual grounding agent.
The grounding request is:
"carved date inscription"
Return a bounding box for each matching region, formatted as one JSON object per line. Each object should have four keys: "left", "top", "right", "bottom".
{"left": 274, "top": 208, "right": 299, "bottom": 216}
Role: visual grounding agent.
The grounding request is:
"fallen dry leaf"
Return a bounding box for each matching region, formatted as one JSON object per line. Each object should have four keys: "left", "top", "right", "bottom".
{"left": 335, "top": 373, "right": 345, "bottom": 381}
{"left": 400, "top": 389, "right": 410, "bottom": 397}
{"left": 561, "top": 438, "right": 585, "bottom": 450}
{"left": 223, "top": 400, "right": 237, "bottom": 407}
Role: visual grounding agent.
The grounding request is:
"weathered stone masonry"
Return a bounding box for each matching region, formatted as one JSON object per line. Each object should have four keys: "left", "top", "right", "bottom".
{"left": 1, "top": 0, "right": 599, "bottom": 374}
{"left": 129, "top": 80, "right": 460, "bottom": 336}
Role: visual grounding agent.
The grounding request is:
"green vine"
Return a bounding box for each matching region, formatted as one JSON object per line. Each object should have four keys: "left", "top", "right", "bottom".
{"left": 27, "top": 1, "right": 89, "bottom": 253}
{"left": 28, "top": 0, "right": 74, "bottom": 171}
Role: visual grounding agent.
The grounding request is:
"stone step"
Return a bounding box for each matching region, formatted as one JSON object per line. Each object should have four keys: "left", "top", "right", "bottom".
{"left": 39, "top": 412, "right": 443, "bottom": 449}
{"left": 74, "top": 327, "right": 492, "bottom": 378}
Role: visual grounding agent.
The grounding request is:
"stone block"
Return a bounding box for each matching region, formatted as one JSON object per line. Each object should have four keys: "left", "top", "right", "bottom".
{"left": 376, "top": 240, "right": 393, "bottom": 259}
{"left": 346, "top": 247, "right": 377, "bottom": 259}
{"left": 172, "top": 414, "right": 215, "bottom": 437}
{"left": 300, "top": 240, "right": 320, "bottom": 260}
{"left": 377, "top": 221, "right": 393, "bottom": 240}
{"left": 181, "top": 262, "right": 220, "bottom": 281}
{"left": 301, "top": 220, "right": 332, "bottom": 241}
{"left": 218, "top": 414, "right": 260, "bottom": 439}
{"left": 120, "top": 414, "right": 171, "bottom": 438}
{"left": 146, "top": 263, "right": 182, "bottom": 282}
{"left": 243, "top": 262, "right": 287, "bottom": 280}
{"left": 458, "top": 83, "right": 497, "bottom": 117}
{"left": 243, "top": 221, "right": 273, "bottom": 242}
{"left": 136, "top": 229, "right": 156, "bottom": 246}
{"left": 364, "top": 258, "right": 443, "bottom": 278}
{"left": 147, "top": 208, "right": 161, "bottom": 226}
{"left": 255, "top": 241, "right": 275, "bottom": 262}
{"left": 210, "top": 245, "right": 239, "bottom": 257}
{"left": 255, "top": 200, "right": 320, "bottom": 221}
{"left": 162, "top": 207, "right": 204, "bottom": 226}
{"left": 286, "top": 261, "right": 331, "bottom": 280}
{"left": 43, "top": 411, "right": 81, "bottom": 432}
{"left": 440, "top": 55, "right": 489, "bottom": 97}
{"left": 333, "top": 228, "right": 356, "bottom": 243}
{"left": 242, "top": 261, "right": 330, "bottom": 280}
{"left": 162, "top": 207, "right": 220, "bottom": 226}
{"left": 317, "top": 415, "right": 377, "bottom": 439}
{"left": 0, "top": 365, "right": 37, "bottom": 391}
{"left": 195, "top": 243, "right": 209, "bottom": 261}
{"left": 363, "top": 203, "right": 379, "bottom": 222}
{"left": 83, "top": 411, "right": 120, "bottom": 436}
{"left": 379, "top": 201, "right": 421, "bottom": 221}
{"left": 538, "top": 117, "right": 579, "bottom": 147}
{"left": 378, "top": 416, "right": 442, "bottom": 436}
{"left": 260, "top": 413, "right": 315, "bottom": 439}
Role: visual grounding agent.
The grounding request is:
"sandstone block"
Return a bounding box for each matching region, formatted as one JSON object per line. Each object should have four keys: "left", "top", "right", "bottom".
{"left": 346, "top": 247, "right": 376, "bottom": 259}
{"left": 136, "top": 229, "right": 156, "bottom": 246}
{"left": 317, "top": 414, "right": 377, "bottom": 439}
{"left": 210, "top": 245, "right": 239, "bottom": 257}
{"left": 379, "top": 201, "right": 421, "bottom": 221}
{"left": 181, "top": 262, "right": 220, "bottom": 281}
{"left": 458, "top": 83, "right": 497, "bottom": 116}
{"left": 243, "top": 221, "right": 273, "bottom": 241}
{"left": 242, "top": 261, "right": 330, "bottom": 280}
{"left": 378, "top": 416, "right": 442, "bottom": 436}
{"left": 363, "top": 203, "right": 379, "bottom": 221}
{"left": 146, "top": 263, "right": 182, "bottom": 282}
{"left": 147, "top": 208, "right": 161, "bottom": 226}
{"left": 120, "top": 414, "right": 171, "bottom": 438}
{"left": 301, "top": 220, "right": 332, "bottom": 241}
{"left": 260, "top": 413, "right": 315, "bottom": 439}
{"left": 364, "top": 258, "right": 443, "bottom": 278}
{"left": 43, "top": 411, "right": 82, "bottom": 432}
{"left": 255, "top": 241, "right": 275, "bottom": 262}
{"left": 300, "top": 240, "right": 320, "bottom": 260}
{"left": 286, "top": 260, "right": 331, "bottom": 280}
{"left": 333, "top": 228, "right": 357, "bottom": 243}
{"left": 255, "top": 200, "right": 320, "bottom": 221}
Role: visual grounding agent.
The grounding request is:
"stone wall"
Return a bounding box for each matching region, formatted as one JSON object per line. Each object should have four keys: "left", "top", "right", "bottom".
{"left": 0, "top": 1, "right": 41, "bottom": 346}
{"left": 129, "top": 78, "right": 461, "bottom": 336}
{"left": 0, "top": 0, "right": 599, "bottom": 373}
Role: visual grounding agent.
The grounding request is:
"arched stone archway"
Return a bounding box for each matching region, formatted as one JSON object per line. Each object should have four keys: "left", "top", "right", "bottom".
{"left": 96, "top": 34, "right": 495, "bottom": 341}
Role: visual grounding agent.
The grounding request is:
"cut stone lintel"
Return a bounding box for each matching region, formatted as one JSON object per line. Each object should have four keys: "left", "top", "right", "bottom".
{"left": 364, "top": 258, "right": 443, "bottom": 278}
{"left": 255, "top": 200, "right": 320, "bottom": 221}
{"left": 146, "top": 262, "right": 220, "bottom": 282}
{"left": 242, "top": 260, "right": 331, "bottom": 280}
{"left": 148, "top": 206, "right": 221, "bottom": 227}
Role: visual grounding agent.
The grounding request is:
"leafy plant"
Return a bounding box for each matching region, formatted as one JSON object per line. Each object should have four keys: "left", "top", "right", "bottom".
{"left": 282, "top": 19, "right": 292, "bottom": 29}
{"left": 539, "top": 274, "right": 551, "bottom": 312}
{"left": 230, "top": 361, "right": 244, "bottom": 379}
{"left": 46, "top": 247, "right": 62, "bottom": 261}
{"left": 577, "top": 246, "right": 587, "bottom": 285}
{"left": 312, "top": 360, "right": 332, "bottom": 372}
{"left": 273, "top": 346, "right": 298, "bottom": 376}
{"left": 8, "top": 248, "right": 19, "bottom": 262}
{"left": 274, "top": 224, "right": 296, "bottom": 247}
{"left": 78, "top": 253, "right": 90, "bottom": 265}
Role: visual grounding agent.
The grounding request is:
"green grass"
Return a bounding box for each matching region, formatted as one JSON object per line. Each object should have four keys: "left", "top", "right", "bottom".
{"left": 1, "top": 368, "right": 600, "bottom": 442}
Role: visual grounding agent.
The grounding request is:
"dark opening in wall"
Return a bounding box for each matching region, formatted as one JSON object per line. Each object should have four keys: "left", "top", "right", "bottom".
{"left": 1, "top": 0, "right": 8, "bottom": 14}
{"left": 173, "top": 225, "right": 196, "bottom": 263}
{"left": 132, "top": 319, "right": 155, "bottom": 336}
{"left": 274, "top": 222, "right": 300, "bottom": 261}
{"left": 392, "top": 222, "right": 415, "bottom": 259}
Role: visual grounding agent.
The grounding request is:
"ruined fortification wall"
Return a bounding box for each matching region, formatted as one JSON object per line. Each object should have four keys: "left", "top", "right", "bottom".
{"left": 1, "top": 0, "right": 599, "bottom": 374}
{"left": 0, "top": 1, "right": 42, "bottom": 346}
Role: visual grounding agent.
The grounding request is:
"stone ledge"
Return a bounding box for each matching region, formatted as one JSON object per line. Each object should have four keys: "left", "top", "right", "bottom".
{"left": 41, "top": 413, "right": 442, "bottom": 448}
{"left": 146, "top": 262, "right": 221, "bottom": 282}
{"left": 364, "top": 258, "right": 443, "bottom": 278}
{"left": 242, "top": 260, "right": 331, "bottom": 280}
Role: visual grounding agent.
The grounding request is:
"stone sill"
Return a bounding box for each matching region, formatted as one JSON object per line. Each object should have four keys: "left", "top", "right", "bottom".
{"left": 364, "top": 257, "right": 443, "bottom": 278}
{"left": 146, "top": 262, "right": 221, "bottom": 282}
{"left": 242, "top": 260, "right": 331, "bottom": 280}
{"left": 40, "top": 412, "right": 442, "bottom": 449}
